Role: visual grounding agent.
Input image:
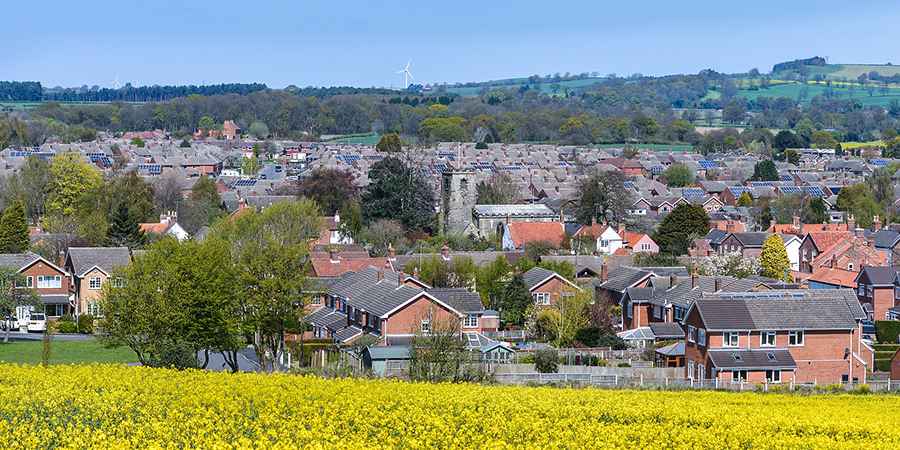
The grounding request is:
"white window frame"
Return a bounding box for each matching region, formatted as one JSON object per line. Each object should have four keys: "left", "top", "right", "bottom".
{"left": 687, "top": 360, "right": 695, "bottom": 380}
{"left": 463, "top": 314, "right": 479, "bottom": 328}
{"left": 420, "top": 319, "right": 431, "bottom": 334}
{"left": 698, "top": 328, "right": 707, "bottom": 347}
{"left": 87, "top": 302, "right": 101, "bottom": 317}
{"left": 532, "top": 292, "right": 551, "bottom": 305}
{"left": 687, "top": 325, "right": 696, "bottom": 343}
{"left": 732, "top": 370, "right": 748, "bottom": 381}
{"left": 697, "top": 363, "right": 705, "bottom": 381}
{"left": 37, "top": 275, "right": 62, "bottom": 289}
{"left": 765, "top": 369, "right": 781, "bottom": 383}
{"left": 88, "top": 277, "right": 102, "bottom": 290}
{"left": 760, "top": 331, "right": 776, "bottom": 347}
{"left": 788, "top": 330, "right": 804, "bottom": 346}
{"left": 723, "top": 331, "right": 739, "bottom": 347}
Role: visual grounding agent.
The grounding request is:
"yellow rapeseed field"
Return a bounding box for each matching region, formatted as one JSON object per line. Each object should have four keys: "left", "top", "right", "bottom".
{"left": 0, "top": 364, "right": 899, "bottom": 449}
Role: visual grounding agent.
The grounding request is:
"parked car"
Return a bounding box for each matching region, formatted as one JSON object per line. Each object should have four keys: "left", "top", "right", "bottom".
{"left": 26, "top": 313, "right": 47, "bottom": 332}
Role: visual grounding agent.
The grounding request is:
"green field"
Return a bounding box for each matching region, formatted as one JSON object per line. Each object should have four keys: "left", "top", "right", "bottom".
{"left": 0, "top": 339, "right": 137, "bottom": 365}
{"left": 321, "top": 132, "right": 381, "bottom": 145}
{"left": 777, "top": 63, "right": 900, "bottom": 81}
{"left": 735, "top": 81, "right": 900, "bottom": 107}
{"left": 445, "top": 77, "right": 605, "bottom": 97}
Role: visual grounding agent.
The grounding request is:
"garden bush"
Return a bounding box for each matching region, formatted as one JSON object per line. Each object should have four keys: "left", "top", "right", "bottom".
{"left": 534, "top": 349, "right": 558, "bottom": 373}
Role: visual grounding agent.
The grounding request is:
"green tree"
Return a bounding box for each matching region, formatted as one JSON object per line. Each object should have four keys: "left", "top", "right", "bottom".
{"left": 361, "top": 157, "right": 435, "bottom": 232}
{"left": 836, "top": 183, "right": 882, "bottom": 228}
{"left": 663, "top": 163, "right": 694, "bottom": 187}
{"left": 46, "top": 152, "right": 103, "bottom": 218}
{"left": 248, "top": 121, "right": 270, "bottom": 139}
{"left": 575, "top": 171, "right": 632, "bottom": 225}
{"left": 500, "top": 274, "right": 532, "bottom": 327}
{"left": 419, "top": 116, "right": 467, "bottom": 142}
{"left": 241, "top": 156, "right": 260, "bottom": 175}
{"left": 751, "top": 159, "right": 779, "bottom": 181}
{"left": 107, "top": 202, "right": 145, "bottom": 249}
{"left": 375, "top": 133, "right": 402, "bottom": 153}
{"left": 811, "top": 130, "right": 838, "bottom": 149}
{"left": 198, "top": 115, "right": 216, "bottom": 131}
{"left": 653, "top": 204, "right": 710, "bottom": 255}
{"left": 546, "top": 291, "right": 590, "bottom": 346}
{"left": 475, "top": 255, "right": 511, "bottom": 308}
{"left": 736, "top": 191, "right": 753, "bottom": 207}
{"left": 0, "top": 200, "right": 30, "bottom": 253}
{"left": 338, "top": 200, "right": 364, "bottom": 242}
{"left": 803, "top": 197, "right": 828, "bottom": 224}
{"left": 298, "top": 168, "right": 357, "bottom": 215}
{"left": 759, "top": 234, "right": 791, "bottom": 281}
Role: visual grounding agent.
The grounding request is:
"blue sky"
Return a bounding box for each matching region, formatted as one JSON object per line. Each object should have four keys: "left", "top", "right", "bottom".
{"left": 3, "top": 0, "right": 899, "bottom": 88}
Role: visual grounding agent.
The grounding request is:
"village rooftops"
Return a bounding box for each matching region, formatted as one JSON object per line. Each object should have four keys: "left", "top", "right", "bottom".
{"left": 472, "top": 204, "right": 557, "bottom": 218}
{"left": 693, "top": 289, "right": 865, "bottom": 331}
{"left": 65, "top": 247, "right": 131, "bottom": 277}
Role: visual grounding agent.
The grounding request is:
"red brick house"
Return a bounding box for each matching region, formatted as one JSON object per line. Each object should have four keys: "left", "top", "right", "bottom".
{"left": 799, "top": 231, "right": 852, "bottom": 273}
{"left": 683, "top": 290, "right": 871, "bottom": 384}
{"left": 854, "top": 266, "right": 898, "bottom": 321}
{"left": 718, "top": 232, "right": 770, "bottom": 258}
{"left": 0, "top": 252, "right": 72, "bottom": 317}
{"left": 521, "top": 266, "right": 581, "bottom": 307}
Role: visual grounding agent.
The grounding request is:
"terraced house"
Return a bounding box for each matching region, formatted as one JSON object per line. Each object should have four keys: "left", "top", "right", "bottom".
{"left": 682, "top": 290, "right": 872, "bottom": 385}
{"left": 304, "top": 267, "right": 499, "bottom": 345}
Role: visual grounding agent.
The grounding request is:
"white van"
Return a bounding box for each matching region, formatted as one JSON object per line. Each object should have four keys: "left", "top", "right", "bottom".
{"left": 26, "top": 313, "right": 47, "bottom": 333}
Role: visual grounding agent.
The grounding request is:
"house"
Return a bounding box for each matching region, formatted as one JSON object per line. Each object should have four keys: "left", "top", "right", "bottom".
{"left": 140, "top": 211, "right": 189, "bottom": 241}
{"left": 718, "top": 232, "right": 770, "bottom": 258}
{"left": 892, "top": 349, "right": 900, "bottom": 381}
{"left": 522, "top": 266, "right": 581, "bottom": 307}
{"left": 655, "top": 341, "right": 685, "bottom": 368}
{"left": 617, "top": 322, "right": 685, "bottom": 348}
{"left": 539, "top": 255, "right": 606, "bottom": 281}
{"left": 316, "top": 213, "right": 354, "bottom": 246}
{"left": 798, "top": 231, "right": 853, "bottom": 273}
{"left": 63, "top": 247, "right": 131, "bottom": 317}
{"left": 782, "top": 234, "right": 802, "bottom": 271}
{"left": 808, "top": 235, "right": 885, "bottom": 274}
{"left": 223, "top": 120, "right": 241, "bottom": 140}
{"left": 807, "top": 267, "right": 858, "bottom": 290}
{"left": 500, "top": 222, "right": 566, "bottom": 251}
{"left": 683, "top": 290, "right": 871, "bottom": 384}
{"left": 854, "top": 267, "right": 898, "bottom": 321}
{"left": 572, "top": 222, "right": 625, "bottom": 255}
{"left": 871, "top": 229, "right": 900, "bottom": 266}
{"left": 0, "top": 252, "right": 72, "bottom": 318}
{"left": 471, "top": 204, "right": 558, "bottom": 237}
{"left": 309, "top": 248, "right": 389, "bottom": 278}
{"left": 623, "top": 231, "right": 658, "bottom": 254}
{"left": 305, "top": 267, "right": 497, "bottom": 345}
{"left": 595, "top": 265, "right": 688, "bottom": 312}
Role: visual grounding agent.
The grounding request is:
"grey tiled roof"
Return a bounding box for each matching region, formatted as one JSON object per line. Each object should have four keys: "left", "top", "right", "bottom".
{"left": 40, "top": 294, "right": 70, "bottom": 305}
{"left": 333, "top": 326, "right": 363, "bottom": 343}
{"left": 540, "top": 255, "right": 605, "bottom": 277}
{"left": 0, "top": 252, "right": 40, "bottom": 270}
{"left": 857, "top": 266, "right": 898, "bottom": 286}
{"left": 472, "top": 204, "right": 557, "bottom": 217}
{"left": 872, "top": 230, "right": 900, "bottom": 249}
{"left": 648, "top": 322, "right": 685, "bottom": 339}
{"left": 427, "top": 288, "right": 484, "bottom": 313}
{"left": 730, "top": 232, "right": 770, "bottom": 248}
{"left": 522, "top": 267, "right": 557, "bottom": 291}
{"left": 696, "top": 290, "right": 864, "bottom": 331}
{"left": 707, "top": 349, "right": 796, "bottom": 370}
{"left": 600, "top": 266, "right": 653, "bottom": 293}
{"left": 65, "top": 247, "right": 131, "bottom": 277}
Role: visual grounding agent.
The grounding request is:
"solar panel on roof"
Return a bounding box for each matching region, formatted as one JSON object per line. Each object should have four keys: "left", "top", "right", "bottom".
{"left": 698, "top": 160, "right": 718, "bottom": 169}
{"left": 748, "top": 181, "right": 774, "bottom": 187}
{"left": 802, "top": 186, "right": 825, "bottom": 197}
{"left": 779, "top": 186, "right": 801, "bottom": 194}
{"left": 682, "top": 188, "right": 706, "bottom": 199}
{"left": 233, "top": 179, "right": 258, "bottom": 187}
{"left": 780, "top": 174, "right": 793, "bottom": 182}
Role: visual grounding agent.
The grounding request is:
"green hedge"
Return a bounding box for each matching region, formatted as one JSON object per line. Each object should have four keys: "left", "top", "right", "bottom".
{"left": 875, "top": 321, "right": 900, "bottom": 344}
{"left": 875, "top": 351, "right": 899, "bottom": 359}
{"left": 872, "top": 343, "right": 900, "bottom": 352}
{"left": 875, "top": 359, "right": 893, "bottom": 372}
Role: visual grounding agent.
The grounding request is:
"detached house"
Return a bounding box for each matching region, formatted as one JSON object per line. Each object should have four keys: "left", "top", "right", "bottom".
{"left": 63, "top": 247, "right": 131, "bottom": 317}
{"left": 683, "top": 290, "right": 871, "bottom": 384}
{"left": 854, "top": 266, "right": 899, "bottom": 321}
{"left": 522, "top": 267, "right": 581, "bottom": 307}
{"left": 0, "top": 252, "right": 72, "bottom": 318}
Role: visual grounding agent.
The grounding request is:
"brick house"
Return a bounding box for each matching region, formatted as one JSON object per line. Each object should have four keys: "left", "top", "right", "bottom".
{"left": 304, "top": 267, "right": 498, "bottom": 345}
{"left": 500, "top": 221, "right": 566, "bottom": 251}
{"left": 718, "top": 232, "right": 770, "bottom": 258}
{"left": 63, "top": 247, "right": 131, "bottom": 317}
{"left": 854, "top": 266, "right": 898, "bottom": 321}
{"left": 0, "top": 252, "right": 72, "bottom": 318}
{"left": 892, "top": 349, "right": 900, "bottom": 381}
{"left": 521, "top": 267, "right": 581, "bottom": 307}
{"left": 222, "top": 120, "right": 241, "bottom": 140}
{"left": 798, "top": 231, "right": 852, "bottom": 273}
{"left": 683, "top": 290, "right": 871, "bottom": 384}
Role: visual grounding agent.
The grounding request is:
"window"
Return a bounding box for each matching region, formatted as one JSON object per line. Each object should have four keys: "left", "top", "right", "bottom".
{"left": 858, "top": 285, "right": 866, "bottom": 296}
{"left": 87, "top": 302, "right": 101, "bottom": 317}
{"left": 732, "top": 370, "right": 748, "bottom": 381}
{"left": 37, "top": 275, "right": 62, "bottom": 289}
{"left": 723, "top": 331, "right": 739, "bottom": 347}
{"left": 88, "top": 277, "right": 102, "bottom": 290}
{"left": 463, "top": 314, "right": 478, "bottom": 328}
{"left": 111, "top": 277, "right": 124, "bottom": 288}
{"left": 15, "top": 276, "right": 33, "bottom": 288}
{"left": 673, "top": 306, "right": 685, "bottom": 322}
{"left": 697, "top": 364, "right": 705, "bottom": 381}
{"left": 687, "top": 325, "right": 696, "bottom": 343}
{"left": 867, "top": 286, "right": 873, "bottom": 297}
{"left": 760, "top": 331, "right": 776, "bottom": 347}
{"left": 698, "top": 328, "right": 707, "bottom": 347}
{"left": 310, "top": 296, "right": 323, "bottom": 306}
{"left": 626, "top": 301, "right": 632, "bottom": 319}
{"left": 532, "top": 292, "right": 550, "bottom": 305}
{"left": 45, "top": 304, "right": 63, "bottom": 317}
{"left": 600, "top": 239, "right": 609, "bottom": 248}
{"left": 687, "top": 360, "right": 695, "bottom": 380}
{"left": 420, "top": 319, "right": 431, "bottom": 333}
{"left": 848, "top": 263, "right": 854, "bottom": 271}
{"left": 765, "top": 370, "right": 781, "bottom": 383}
{"left": 788, "top": 330, "right": 804, "bottom": 346}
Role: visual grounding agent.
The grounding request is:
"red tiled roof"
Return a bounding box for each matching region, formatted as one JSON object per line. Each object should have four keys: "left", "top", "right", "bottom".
{"left": 310, "top": 258, "right": 389, "bottom": 277}
{"left": 139, "top": 222, "right": 171, "bottom": 234}
{"left": 507, "top": 222, "right": 565, "bottom": 248}
{"left": 807, "top": 267, "right": 858, "bottom": 288}
{"left": 806, "top": 231, "right": 852, "bottom": 253}
{"left": 573, "top": 223, "right": 610, "bottom": 238}
{"left": 768, "top": 223, "right": 849, "bottom": 234}
{"left": 623, "top": 231, "right": 648, "bottom": 247}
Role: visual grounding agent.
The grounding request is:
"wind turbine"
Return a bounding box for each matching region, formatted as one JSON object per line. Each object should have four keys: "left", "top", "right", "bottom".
{"left": 396, "top": 60, "right": 414, "bottom": 88}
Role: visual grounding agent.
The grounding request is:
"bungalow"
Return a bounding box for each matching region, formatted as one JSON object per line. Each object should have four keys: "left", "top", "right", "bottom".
{"left": 0, "top": 252, "right": 72, "bottom": 318}
{"left": 63, "top": 247, "right": 131, "bottom": 317}
{"left": 683, "top": 290, "right": 871, "bottom": 384}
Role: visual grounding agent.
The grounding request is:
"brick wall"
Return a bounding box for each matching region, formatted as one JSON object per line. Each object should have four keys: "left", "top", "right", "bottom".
{"left": 383, "top": 295, "right": 460, "bottom": 336}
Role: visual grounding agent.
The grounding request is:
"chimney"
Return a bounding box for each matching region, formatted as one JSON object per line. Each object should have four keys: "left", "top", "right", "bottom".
{"left": 559, "top": 206, "right": 565, "bottom": 223}
{"left": 376, "top": 269, "right": 384, "bottom": 282}
{"left": 714, "top": 277, "right": 721, "bottom": 292}
{"left": 591, "top": 216, "right": 597, "bottom": 227}
{"left": 874, "top": 215, "right": 882, "bottom": 232}
{"left": 440, "top": 244, "right": 451, "bottom": 261}
{"left": 669, "top": 273, "right": 677, "bottom": 287}
{"left": 792, "top": 215, "right": 800, "bottom": 229}
{"left": 387, "top": 243, "right": 396, "bottom": 261}
{"left": 769, "top": 218, "right": 776, "bottom": 231}
{"left": 618, "top": 223, "right": 626, "bottom": 239}
{"left": 847, "top": 214, "right": 855, "bottom": 231}
{"left": 600, "top": 263, "right": 608, "bottom": 282}
{"left": 830, "top": 253, "right": 836, "bottom": 269}
{"left": 691, "top": 266, "right": 699, "bottom": 289}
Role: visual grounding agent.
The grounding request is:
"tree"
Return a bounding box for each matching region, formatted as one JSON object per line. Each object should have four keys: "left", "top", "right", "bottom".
{"left": 209, "top": 199, "right": 321, "bottom": 372}
{"left": 475, "top": 172, "right": 519, "bottom": 204}
{"left": 575, "top": 171, "right": 632, "bottom": 225}
{"left": 736, "top": 191, "right": 753, "bottom": 207}
{"left": 803, "top": 197, "right": 828, "bottom": 224}
{"left": 697, "top": 252, "right": 760, "bottom": 278}
{"left": 836, "top": 183, "right": 882, "bottom": 229}
{"left": 375, "top": 133, "right": 402, "bottom": 153}
{"left": 407, "top": 318, "right": 483, "bottom": 382}
{"left": 0, "top": 200, "right": 30, "bottom": 253}
{"left": 46, "top": 152, "right": 103, "bottom": 218}
{"left": 17, "top": 156, "right": 50, "bottom": 224}
{"left": 751, "top": 160, "right": 779, "bottom": 181}
{"left": 130, "top": 137, "right": 145, "bottom": 148}
{"left": 153, "top": 171, "right": 184, "bottom": 212}
{"left": 359, "top": 219, "right": 406, "bottom": 256}
{"left": 0, "top": 268, "right": 39, "bottom": 342}
{"left": 298, "top": 168, "right": 357, "bottom": 215}
{"left": 242, "top": 156, "right": 260, "bottom": 175}
{"left": 338, "top": 200, "right": 363, "bottom": 242}
{"left": 722, "top": 98, "right": 747, "bottom": 124}
{"left": 759, "top": 234, "right": 791, "bottom": 281}
{"left": 546, "top": 291, "right": 590, "bottom": 346}
{"left": 107, "top": 202, "right": 146, "bottom": 249}
{"left": 653, "top": 204, "right": 710, "bottom": 255}
{"left": 419, "top": 116, "right": 467, "bottom": 142}
{"left": 198, "top": 116, "right": 216, "bottom": 132}
{"left": 773, "top": 130, "right": 803, "bottom": 150}
{"left": 662, "top": 163, "right": 694, "bottom": 187}
{"left": 500, "top": 274, "right": 532, "bottom": 327}
{"left": 361, "top": 157, "right": 435, "bottom": 232}
{"left": 475, "top": 255, "right": 511, "bottom": 309}
{"left": 248, "top": 121, "right": 270, "bottom": 139}
{"left": 811, "top": 130, "right": 838, "bottom": 149}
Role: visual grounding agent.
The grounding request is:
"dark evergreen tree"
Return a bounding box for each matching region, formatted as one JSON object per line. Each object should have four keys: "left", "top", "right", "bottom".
{"left": 751, "top": 159, "right": 779, "bottom": 181}
{"left": 0, "top": 200, "right": 30, "bottom": 253}
{"left": 361, "top": 157, "right": 435, "bottom": 232}
{"left": 652, "top": 204, "right": 710, "bottom": 255}
{"left": 107, "top": 203, "right": 145, "bottom": 248}
{"left": 499, "top": 274, "right": 532, "bottom": 327}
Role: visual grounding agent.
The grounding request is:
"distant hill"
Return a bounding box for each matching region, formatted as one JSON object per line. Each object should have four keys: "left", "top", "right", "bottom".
{"left": 771, "top": 57, "right": 900, "bottom": 82}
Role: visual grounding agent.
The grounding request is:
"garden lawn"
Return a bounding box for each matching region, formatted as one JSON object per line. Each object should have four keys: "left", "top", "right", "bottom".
{"left": 0, "top": 339, "right": 137, "bottom": 365}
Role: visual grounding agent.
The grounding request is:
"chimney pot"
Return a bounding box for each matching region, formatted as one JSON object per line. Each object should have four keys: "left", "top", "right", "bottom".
{"left": 600, "top": 263, "right": 608, "bottom": 282}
